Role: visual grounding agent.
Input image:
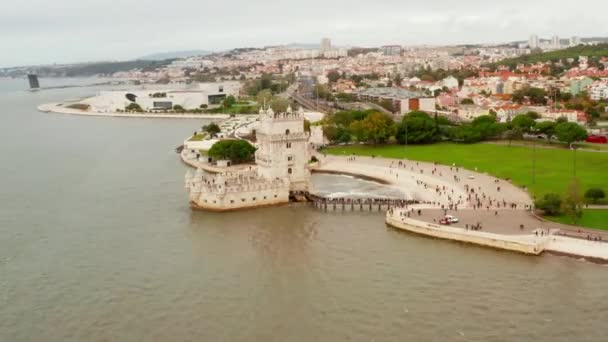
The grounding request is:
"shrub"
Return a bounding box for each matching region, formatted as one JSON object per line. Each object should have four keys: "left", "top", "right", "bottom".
{"left": 535, "top": 193, "right": 562, "bottom": 215}
{"left": 125, "top": 103, "right": 143, "bottom": 112}
{"left": 584, "top": 188, "right": 606, "bottom": 204}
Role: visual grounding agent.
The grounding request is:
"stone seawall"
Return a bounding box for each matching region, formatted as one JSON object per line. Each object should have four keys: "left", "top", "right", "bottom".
{"left": 386, "top": 214, "right": 547, "bottom": 255}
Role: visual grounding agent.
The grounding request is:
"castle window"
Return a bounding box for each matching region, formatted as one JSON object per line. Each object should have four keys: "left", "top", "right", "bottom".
{"left": 285, "top": 129, "right": 290, "bottom": 135}
{"left": 264, "top": 196, "right": 267, "bottom": 199}
{"left": 286, "top": 142, "right": 292, "bottom": 148}
{"left": 288, "top": 156, "right": 293, "bottom": 161}
{"left": 274, "top": 195, "right": 278, "bottom": 198}
{"left": 241, "top": 198, "right": 246, "bottom": 202}
{"left": 230, "top": 200, "right": 234, "bottom": 204}
{"left": 288, "top": 168, "right": 292, "bottom": 174}
{"left": 252, "top": 197, "right": 256, "bottom": 201}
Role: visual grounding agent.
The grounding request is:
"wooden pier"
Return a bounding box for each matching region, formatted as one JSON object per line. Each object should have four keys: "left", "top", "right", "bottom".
{"left": 291, "top": 191, "right": 418, "bottom": 212}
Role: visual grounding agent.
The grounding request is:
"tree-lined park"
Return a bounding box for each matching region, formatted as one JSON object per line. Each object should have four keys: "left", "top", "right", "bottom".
{"left": 320, "top": 109, "right": 608, "bottom": 230}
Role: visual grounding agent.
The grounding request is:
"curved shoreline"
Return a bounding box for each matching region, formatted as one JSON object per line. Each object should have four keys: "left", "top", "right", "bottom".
{"left": 38, "top": 103, "right": 230, "bottom": 120}
{"left": 313, "top": 155, "right": 608, "bottom": 263}
{"left": 179, "top": 148, "right": 608, "bottom": 263}
{"left": 311, "top": 169, "right": 391, "bottom": 185}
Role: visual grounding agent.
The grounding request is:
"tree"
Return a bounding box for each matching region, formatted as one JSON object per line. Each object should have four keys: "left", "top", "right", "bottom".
{"left": 502, "top": 127, "right": 524, "bottom": 146}
{"left": 460, "top": 98, "right": 474, "bottom": 105}
{"left": 303, "top": 119, "right": 311, "bottom": 133}
{"left": 562, "top": 178, "right": 583, "bottom": 224}
{"left": 584, "top": 188, "right": 606, "bottom": 204}
{"left": 125, "top": 103, "right": 143, "bottom": 112}
{"left": 202, "top": 123, "right": 221, "bottom": 137}
{"left": 269, "top": 97, "right": 290, "bottom": 113}
{"left": 555, "top": 122, "right": 587, "bottom": 147}
{"left": 256, "top": 89, "right": 273, "bottom": 107}
{"left": 223, "top": 95, "right": 236, "bottom": 109}
{"left": 208, "top": 140, "right": 256, "bottom": 163}
{"left": 511, "top": 114, "right": 536, "bottom": 133}
{"left": 394, "top": 73, "right": 403, "bottom": 86}
{"left": 451, "top": 124, "right": 484, "bottom": 143}
{"left": 535, "top": 193, "right": 562, "bottom": 215}
{"left": 327, "top": 70, "right": 341, "bottom": 83}
{"left": 536, "top": 121, "right": 556, "bottom": 141}
{"left": 526, "top": 111, "right": 541, "bottom": 120}
{"left": 349, "top": 112, "right": 396, "bottom": 144}
{"left": 173, "top": 104, "right": 185, "bottom": 112}
{"left": 512, "top": 87, "right": 547, "bottom": 105}
{"left": 396, "top": 111, "right": 438, "bottom": 144}
{"left": 471, "top": 115, "right": 504, "bottom": 140}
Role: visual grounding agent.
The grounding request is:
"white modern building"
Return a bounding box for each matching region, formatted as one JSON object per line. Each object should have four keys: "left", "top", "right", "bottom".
{"left": 87, "top": 82, "right": 241, "bottom": 112}
{"left": 320, "top": 38, "right": 332, "bottom": 53}
{"left": 590, "top": 82, "right": 608, "bottom": 100}
{"left": 441, "top": 76, "right": 459, "bottom": 90}
{"left": 551, "top": 35, "right": 561, "bottom": 49}
{"left": 528, "top": 35, "right": 539, "bottom": 49}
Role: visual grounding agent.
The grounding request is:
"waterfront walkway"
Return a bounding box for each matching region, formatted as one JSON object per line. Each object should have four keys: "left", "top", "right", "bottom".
{"left": 312, "top": 154, "right": 608, "bottom": 262}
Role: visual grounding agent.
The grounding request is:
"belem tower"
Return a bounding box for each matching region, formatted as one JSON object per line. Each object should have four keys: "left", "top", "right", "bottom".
{"left": 184, "top": 106, "right": 312, "bottom": 211}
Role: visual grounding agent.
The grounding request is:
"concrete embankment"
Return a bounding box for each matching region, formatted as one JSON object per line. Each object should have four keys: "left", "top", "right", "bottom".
{"left": 38, "top": 103, "right": 230, "bottom": 120}
{"left": 386, "top": 214, "right": 547, "bottom": 255}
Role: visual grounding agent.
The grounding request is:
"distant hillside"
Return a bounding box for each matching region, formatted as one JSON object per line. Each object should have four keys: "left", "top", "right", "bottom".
{"left": 489, "top": 43, "right": 608, "bottom": 69}
{"left": 16, "top": 59, "right": 175, "bottom": 78}
{"left": 138, "top": 50, "right": 213, "bottom": 60}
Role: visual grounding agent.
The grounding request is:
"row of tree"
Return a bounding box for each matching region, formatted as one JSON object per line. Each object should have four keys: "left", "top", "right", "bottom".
{"left": 321, "top": 109, "right": 588, "bottom": 146}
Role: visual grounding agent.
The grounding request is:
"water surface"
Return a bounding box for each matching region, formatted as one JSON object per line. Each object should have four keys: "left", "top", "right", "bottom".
{"left": 1, "top": 79, "right": 607, "bottom": 342}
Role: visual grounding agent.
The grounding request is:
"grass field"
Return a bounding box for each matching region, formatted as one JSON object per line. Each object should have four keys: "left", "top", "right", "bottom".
{"left": 548, "top": 210, "right": 608, "bottom": 230}
{"left": 326, "top": 143, "right": 608, "bottom": 229}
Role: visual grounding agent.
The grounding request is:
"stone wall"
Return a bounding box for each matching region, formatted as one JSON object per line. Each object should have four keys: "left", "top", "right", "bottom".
{"left": 386, "top": 214, "right": 547, "bottom": 255}
{"left": 190, "top": 187, "right": 290, "bottom": 211}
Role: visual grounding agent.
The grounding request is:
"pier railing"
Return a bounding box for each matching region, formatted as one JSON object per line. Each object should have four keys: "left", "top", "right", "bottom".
{"left": 291, "top": 191, "right": 418, "bottom": 212}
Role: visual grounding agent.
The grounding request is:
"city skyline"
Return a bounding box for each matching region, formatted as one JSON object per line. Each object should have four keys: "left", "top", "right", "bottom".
{"left": 2, "top": 0, "right": 608, "bottom": 67}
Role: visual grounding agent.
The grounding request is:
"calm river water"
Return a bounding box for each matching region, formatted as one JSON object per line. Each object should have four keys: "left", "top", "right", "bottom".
{"left": 1, "top": 78, "right": 608, "bottom": 341}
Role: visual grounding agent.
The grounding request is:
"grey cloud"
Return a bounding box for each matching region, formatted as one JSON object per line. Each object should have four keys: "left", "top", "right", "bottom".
{"left": 1, "top": 0, "right": 606, "bottom": 67}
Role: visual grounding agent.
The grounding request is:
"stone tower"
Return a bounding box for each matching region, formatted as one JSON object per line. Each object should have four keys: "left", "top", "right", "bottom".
{"left": 255, "top": 106, "right": 310, "bottom": 192}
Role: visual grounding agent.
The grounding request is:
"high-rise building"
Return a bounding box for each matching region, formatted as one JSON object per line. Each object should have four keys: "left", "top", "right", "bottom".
{"left": 570, "top": 36, "right": 581, "bottom": 47}
{"left": 320, "top": 38, "right": 331, "bottom": 53}
{"left": 381, "top": 45, "right": 402, "bottom": 56}
{"left": 528, "top": 35, "right": 539, "bottom": 49}
{"left": 551, "top": 35, "right": 560, "bottom": 49}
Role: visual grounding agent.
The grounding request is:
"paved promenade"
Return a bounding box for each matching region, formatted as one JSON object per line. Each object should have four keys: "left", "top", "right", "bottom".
{"left": 314, "top": 154, "right": 608, "bottom": 262}
{"left": 316, "top": 154, "right": 532, "bottom": 210}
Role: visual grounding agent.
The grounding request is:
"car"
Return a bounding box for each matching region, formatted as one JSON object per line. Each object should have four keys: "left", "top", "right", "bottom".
{"left": 468, "top": 175, "right": 475, "bottom": 179}
{"left": 444, "top": 215, "right": 459, "bottom": 223}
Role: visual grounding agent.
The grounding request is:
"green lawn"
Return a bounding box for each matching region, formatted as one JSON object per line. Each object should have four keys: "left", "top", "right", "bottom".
{"left": 547, "top": 210, "right": 608, "bottom": 230}
{"left": 188, "top": 133, "right": 208, "bottom": 141}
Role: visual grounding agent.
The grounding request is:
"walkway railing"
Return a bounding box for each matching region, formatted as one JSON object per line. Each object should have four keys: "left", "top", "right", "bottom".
{"left": 291, "top": 191, "right": 418, "bottom": 212}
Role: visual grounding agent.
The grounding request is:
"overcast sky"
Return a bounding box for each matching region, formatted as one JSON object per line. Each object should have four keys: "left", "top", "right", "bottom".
{"left": 1, "top": 0, "right": 607, "bottom": 67}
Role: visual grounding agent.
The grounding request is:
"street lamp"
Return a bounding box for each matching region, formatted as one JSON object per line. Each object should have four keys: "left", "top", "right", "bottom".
{"left": 531, "top": 128, "right": 537, "bottom": 184}
{"left": 573, "top": 145, "right": 577, "bottom": 177}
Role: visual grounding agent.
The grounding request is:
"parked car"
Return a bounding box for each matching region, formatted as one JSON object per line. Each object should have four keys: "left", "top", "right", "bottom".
{"left": 444, "top": 215, "right": 459, "bottom": 223}
{"left": 586, "top": 135, "right": 608, "bottom": 144}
